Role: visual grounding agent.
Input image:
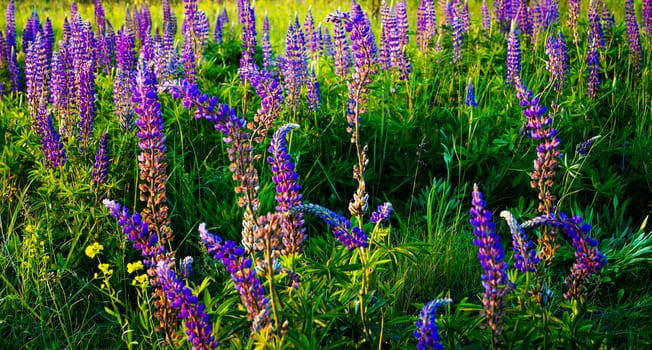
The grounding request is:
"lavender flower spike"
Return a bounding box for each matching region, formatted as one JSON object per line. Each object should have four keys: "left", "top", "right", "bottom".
{"left": 414, "top": 298, "right": 452, "bottom": 350}
{"left": 500, "top": 210, "right": 539, "bottom": 273}
{"left": 465, "top": 78, "right": 478, "bottom": 107}
{"left": 470, "top": 184, "right": 511, "bottom": 337}
{"left": 506, "top": 20, "right": 521, "bottom": 87}
{"left": 92, "top": 132, "right": 109, "bottom": 184}
{"left": 625, "top": 0, "right": 643, "bottom": 73}
{"left": 156, "top": 258, "right": 218, "bottom": 349}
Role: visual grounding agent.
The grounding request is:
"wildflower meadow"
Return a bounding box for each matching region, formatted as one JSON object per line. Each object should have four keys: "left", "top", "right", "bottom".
{"left": 1, "top": 0, "right": 652, "bottom": 348}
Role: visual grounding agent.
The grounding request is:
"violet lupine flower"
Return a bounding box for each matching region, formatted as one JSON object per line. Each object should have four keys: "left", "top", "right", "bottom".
{"left": 587, "top": 32, "right": 601, "bottom": 100}
{"left": 625, "top": 0, "right": 643, "bottom": 73}
{"left": 283, "top": 20, "right": 307, "bottom": 111}
{"left": 416, "top": 0, "right": 437, "bottom": 54}
{"left": 506, "top": 20, "right": 521, "bottom": 87}
{"left": 182, "top": 0, "right": 198, "bottom": 83}
{"left": 194, "top": 10, "right": 210, "bottom": 56}
{"left": 132, "top": 54, "right": 173, "bottom": 244}
{"left": 180, "top": 256, "right": 193, "bottom": 280}
{"left": 249, "top": 69, "right": 284, "bottom": 142}
{"left": 238, "top": 0, "right": 258, "bottom": 82}
{"left": 267, "top": 124, "right": 306, "bottom": 254}
{"left": 554, "top": 214, "right": 606, "bottom": 301}
{"left": 601, "top": 3, "right": 615, "bottom": 32}
{"left": 199, "top": 223, "right": 271, "bottom": 332}
{"left": 331, "top": 14, "right": 350, "bottom": 79}
{"left": 516, "top": 0, "right": 531, "bottom": 39}
{"left": 414, "top": 298, "right": 452, "bottom": 350}
{"left": 451, "top": 10, "right": 463, "bottom": 65}
{"left": 94, "top": 0, "right": 106, "bottom": 33}
{"left": 213, "top": 8, "right": 227, "bottom": 45}
{"left": 568, "top": 0, "right": 580, "bottom": 44}
{"left": 156, "top": 258, "right": 218, "bottom": 349}
{"left": 294, "top": 203, "right": 369, "bottom": 250}
{"left": 103, "top": 199, "right": 166, "bottom": 268}
{"left": 5, "top": 0, "right": 16, "bottom": 59}
{"left": 92, "top": 132, "right": 109, "bottom": 184}
{"left": 481, "top": 0, "right": 490, "bottom": 32}
{"left": 114, "top": 27, "right": 137, "bottom": 130}
{"left": 322, "top": 27, "right": 334, "bottom": 58}
{"left": 304, "top": 8, "right": 320, "bottom": 59}
{"left": 545, "top": 31, "right": 569, "bottom": 93}
{"left": 588, "top": 0, "right": 604, "bottom": 50}
{"left": 370, "top": 202, "right": 392, "bottom": 224}
{"left": 162, "top": 0, "right": 177, "bottom": 37}
{"left": 379, "top": 1, "right": 392, "bottom": 70}
{"left": 576, "top": 135, "right": 600, "bottom": 156}
{"left": 23, "top": 10, "right": 43, "bottom": 55}
{"left": 460, "top": 0, "right": 470, "bottom": 34}
{"left": 77, "top": 62, "right": 96, "bottom": 153}
{"left": 39, "top": 110, "right": 67, "bottom": 168}
{"left": 465, "top": 78, "right": 478, "bottom": 107}
{"left": 8, "top": 45, "right": 21, "bottom": 93}
{"left": 43, "top": 18, "right": 54, "bottom": 63}
{"left": 25, "top": 32, "right": 48, "bottom": 127}
{"left": 500, "top": 211, "right": 539, "bottom": 273}
{"left": 643, "top": 0, "right": 652, "bottom": 36}
{"left": 307, "top": 65, "right": 321, "bottom": 111}
{"left": 396, "top": 0, "right": 409, "bottom": 48}
{"left": 51, "top": 44, "right": 73, "bottom": 139}
{"left": 261, "top": 15, "right": 273, "bottom": 72}
{"left": 470, "top": 184, "right": 511, "bottom": 337}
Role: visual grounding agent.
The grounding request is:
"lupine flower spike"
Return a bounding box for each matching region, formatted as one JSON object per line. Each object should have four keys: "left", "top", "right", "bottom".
{"left": 465, "top": 78, "right": 478, "bottom": 107}
{"left": 294, "top": 203, "right": 368, "bottom": 250}
{"left": 500, "top": 211, "right": 539, "bottom": 273}
{"left": 414, "top": 298, "right": 452, "bottom": 350}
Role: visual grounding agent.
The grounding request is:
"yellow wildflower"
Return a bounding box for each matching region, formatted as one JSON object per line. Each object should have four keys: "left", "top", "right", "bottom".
{"left": 98, "top": 263, "right": 113, "bottom": 276}
{"left": 85, "top": 242, "right": 104, "bottom": 258}
{"left": 132, "top": 274, "right": 149, "bottom": 288}
{"left": 127, "top": 261, "right": 144, "bottom": 274}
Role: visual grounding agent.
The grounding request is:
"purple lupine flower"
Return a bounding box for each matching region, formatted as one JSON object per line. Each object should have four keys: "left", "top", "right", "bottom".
{"left": 261, "top": 15, "right": 274, "bottom": 71}
{"left": 249, "top": 69, "right": 284, "bottom": 142}
{"left": 282, "top": 20, "right": 307, "bottom": 111}
{"left": 506, "top": 20, "right": 520, "bottom": 86}
{"left": 568, "top": 0, "right": 580, "bottom": 44}
{"left": 416, "top": 0, "right": 437, "bottom": 54}
{"left": 396, "top": 0, "right": 409, "bottom": 48}
{"left": 451, "top": 9, "right": 463, "bottom": 65}
{"left": 103, "top": 199, "right": 166, "bottom": 268}
{"left": 238, "top": 0, "right": 258, "bottom": 82}
{"left": 92, "top": 132, "right": 109, "bottom": 184}
{"left": 482, "top": 0, "right": 491, "bottom": 31}
{"left": 23, "top": 10, "right": 43, "bottom": 55}
{"left": 294, "top": 203, "right": 369, "bottom": 250}
{"left": 545, "top": 31, "right": 569, "bottom": 93}
{"left": 465, "top": 78, "right": 478, "bottom": 107}
{"left": 77, "top": 62, "right": 96, "bottom": 153}
{"left": 94, "top": 0, "right": 106, "bottom": 32}
{"left": 516, "top": 0, "right": 531, "bottom": 39}
{"left": 470, "top": 184, "right": 511, "bottom": 337}
{"left": 39, "top": 111, "right": 67, "bottom": 168}
{"left": 179, "top": 256, "right": 194, "bottom": 280}
{"left": 414, "top": 298, "right": 452, "bottom": 350}
{"left": 25, "top": 32, "right": 49, "bottom": 127}
{"left": 194, "top": 10, "right": 210, "bottom": 56}
{"left": 601, "top": 2, "right": 615, "bottom": 32}
{"left": 132, "top": 54, "right": 172, "bottom": 244}
{"left": 182, "top": 0, "right": 198, "bottom": 83}
{"left": 555, "top": 214, "right": 606, "bottom": 301}
{"left": 162, "top": 0, "right": 177, "bottom": 37}
{"left": 625, "top": 0, "right": 643, "bottom": 73}
{"left": 114, "top": 27, "right": 137, "bottom": 130}
{"left": 156, "top": 258, "right": 218, "bottom": 349}
{"left": 331, "top": 13, "right": 350, "bottom": 79}
{"left": 8, "top": 45, "right": 21, "bottom": 92}
{"left": 199, "top": 224, "right": 271, "bottom": 332}
{"left": 213, "top": 8, "right": 226, "bottom": 44}
{"left": 460, "top": 0, "right": 470, "bottom": 34}
{"left": 370, "top": 202, "right": 392, "bottom": 224}
{"left": 500, "top": 211, "right": 539, "bottom": 273}
{"left": 322, "top": 27, "right": 334, "bottom": 58}
{"left": 576, "top": 135, "right": 600, "bottom": 156}
{"left": 588, "top": 0, "right": 604, "bottom": 50}
{"left": 643, "top": 0, "right": 652, "bottom": 36}
{"left": 43, "top": 18, "right": 54, "bottom": 63}
{"left": 587, "top": 31, "right": 601, "bottom": 100}
{"left": 51, "top": 44, "right": 73, "bottom": 139}
{"left": 304, "top": 8, "right": 320, "bottom": 59}
{"left": 307, "top": 66, "right": 321, "bottom": 110}
{"left": 379, "top": 1, "right": 392, "bottom": 70}
{"left": 5, "top": 0, "right": 16, "bottom": 60}
{"left": 137, "top": 5, "right": 152, "bottom": 43}
{"left": 268, "top": 124, "right": 306, "bottom": 254}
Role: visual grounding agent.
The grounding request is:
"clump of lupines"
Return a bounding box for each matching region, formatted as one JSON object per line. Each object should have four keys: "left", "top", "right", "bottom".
{"left": 199, "top": 224, "right": 271, "bottom": 332}
{"left": 500, "top": 211, "right": 539, "bottom": 273}
{"left": 268, "top": 124, "right": 306, "bottom": 254}
{"left": 470, "top": 184, "right": 511, "bottom": 338}
{"left": 465, "top": 77, "right": 477, "bottom": 107}
{"left": 416, "top": 0, "right": 437, "bottom": 54}
{"left": 92, "top": 132, "right": 109, "bottom": 184}
{"left": 625, "top": 0, "right": 642, "bottom": 74}
{"left": 506, "top": 20, "right": 521, "bottom": 86}
{"left": 414, "top": 298, "right": 452, "bottom": 350}
{"left": 545, "top": 31, "right": 569, "bottom": 93}
{"left": 294, "top": 203, "right": 369, "bottom": 250}
{"left": 156, "top": 258, "right": 217, "bottom": 349}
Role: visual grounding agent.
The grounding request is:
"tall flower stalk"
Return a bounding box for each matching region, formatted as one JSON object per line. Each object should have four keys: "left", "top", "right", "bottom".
{"left": 625, "top": 0, "right": 642, "bottom": 74}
